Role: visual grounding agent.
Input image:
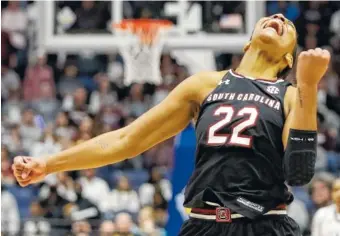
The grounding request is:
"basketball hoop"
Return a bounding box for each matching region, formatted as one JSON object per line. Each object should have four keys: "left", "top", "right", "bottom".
{"left": 113, "top": 19, "right": 173, "bottom": 85}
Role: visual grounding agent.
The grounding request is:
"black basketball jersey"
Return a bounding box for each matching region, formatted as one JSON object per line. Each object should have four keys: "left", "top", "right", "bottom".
{"left": 184, "top": 70, "right": 294, "bottom": 219}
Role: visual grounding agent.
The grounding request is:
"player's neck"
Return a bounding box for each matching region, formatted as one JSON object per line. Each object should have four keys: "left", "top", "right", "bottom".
{"left": 336, "top": 204, "right": 340, "bottom": 213}
{"left": 236, "top": 47, "right": 282, "bottom": 81}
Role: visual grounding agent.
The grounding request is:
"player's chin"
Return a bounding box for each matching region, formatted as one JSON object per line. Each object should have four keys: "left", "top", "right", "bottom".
{"left": 257, "top": 31, "right": 281, "bottom": 45}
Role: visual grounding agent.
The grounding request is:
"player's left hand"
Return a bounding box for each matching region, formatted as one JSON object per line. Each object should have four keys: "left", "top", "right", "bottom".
{"left": 296, "top": 48, "right": 331, "bottom": 86}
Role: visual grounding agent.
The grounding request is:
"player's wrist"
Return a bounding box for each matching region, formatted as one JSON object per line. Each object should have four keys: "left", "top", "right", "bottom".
{"left": 44, "top": 157, "right": 53, "bottom": 175}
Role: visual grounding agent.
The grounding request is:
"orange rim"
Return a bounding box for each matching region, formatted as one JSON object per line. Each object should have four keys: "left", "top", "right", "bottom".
{"left": 113, "top": 19, "right": 173, "bottom": 45}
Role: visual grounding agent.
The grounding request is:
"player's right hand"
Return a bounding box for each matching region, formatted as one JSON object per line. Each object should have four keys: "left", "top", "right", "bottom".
{"left": 12, "top": 156, "right": 47, "bottom": 187}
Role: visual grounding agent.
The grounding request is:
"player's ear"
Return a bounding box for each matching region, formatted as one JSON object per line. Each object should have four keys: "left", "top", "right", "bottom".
{"left": 284, "top": 53, "right": 293, "bottom": 69}
{"left": 243, "top": 42, "right": 251, "bottom": 53}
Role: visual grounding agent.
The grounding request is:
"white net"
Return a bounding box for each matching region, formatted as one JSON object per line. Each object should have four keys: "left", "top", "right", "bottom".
{"left": 116, "top": 25, "right": 171, "bottom": 86}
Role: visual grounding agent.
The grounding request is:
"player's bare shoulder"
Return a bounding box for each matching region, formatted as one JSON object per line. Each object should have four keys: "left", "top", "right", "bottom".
{"left": 187, "top": 70, "right": 228, "bottom": 105}
{"left": 182, "top": 70, "right": 226, "bottom": 122}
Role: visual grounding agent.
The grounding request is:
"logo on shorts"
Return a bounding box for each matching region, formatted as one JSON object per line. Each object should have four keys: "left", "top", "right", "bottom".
{"left": 266, "top": 86, "right": 280, "bottom": 94}
{"left": 236, "top": 197, "right": 264, "bottom": 212}
{"left": 216, "top": 207, "right": 231, "bottom": 222}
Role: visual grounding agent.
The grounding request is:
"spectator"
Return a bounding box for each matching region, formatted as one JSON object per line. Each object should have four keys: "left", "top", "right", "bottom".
{"left": 138, "top": 207, "right": 166, "bottom": 236}
{"left": 30, "top": 124, "right": 62, "bottom": 157}
{"left": 23, "top": 201, "right": 51, "bottom": 236}
{"left": 308, "top": 173, "right": 335, "bottom": 217}
{"left": 139, "top": 167, "right": 172, "bottom": 206}
{"left": 2, "top": 88, "right": 23, "bottom": 125}
{"left": 78, "top": 169, "right": 110, "bottom": 212}
{"left": 89, "top": 75, "right": 117, "bottom": 114}
{"left": 93, "top": 105, "right": 124, "bottom": 134}
{"left": 57, "top": 64, "right": 83, "bottom": 98}
{"left": 113, "top": 212, "right": 140, "bottom": 236}
{"left": 78, "top": 116, "right": 94, "bottom": 138}
{"left": 32, "top": 83, "right": 60, "bottom": 123}
{"left": 151, "top": 83, "right": 170, "bottom": 107}
{"left": 152, "top": 191, "right": 168, "bottom": 227}
{"left": 71, "top": 220, "right": 92, "bottom": 236}
{"left": 20, "top": 108, "right": 42, "bottom": 153}
{"left": 1, "top": 185, "right": 20, "bottom": 236}
{"left": 311, "top": 178, "right": 340, "bottom": 236}
{"left": 144, "top": 139, "right": 174, "bottom": 169}
{"left": 65, "top": 183, "right": 101, "bottom": 221}
{"left": 138, "top": 207, "right": 154, "bottom": 227}
{"left": 99, "top": 220, "right": 115, "bottom": 236}
{"left": 39, "top": 184, "right": 70, "bottom": 234}
{"left": 1, "top": 0, "right": 28, "bottom": 50}
{"left": 125, "top": 83, "right": 150, "bottom": 117}
{"left": 1, "top": 146, "right": 16, "bottom": 185}
{"left": 54, "top": 112, "right": 76, "bottom": 141}
{"left": 175, "top": 65, "right": 189, "bottom": 84}
{"left": 75, "top": 132, "right": 92, "bottom": 145}
{"left": 40, "top": 172, "right": 76, "bottom": 203}
{"left": 107, "top": 54, "right": 124, "bottom": 85}
{"left": 1, "top": 61, "right": 20, "bottom": 100}
{"left": 23, "top": 53, "right": 55, "bottom": 102}
{"left": 62, "top": 88, "right": 89, "bottom": 125}
{"left": 2, "top": 125, "right": 24, "bottom": 155}
{"left": 103, "top": 176, "right": 140, "bottom": 214}
{"left": 330, "top": 9, "right": 340, "bottom": 36}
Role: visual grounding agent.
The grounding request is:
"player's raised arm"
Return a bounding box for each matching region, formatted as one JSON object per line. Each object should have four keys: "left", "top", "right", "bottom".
{"left": 12, "top": 73, "right": 207, "bottom": 187}
{"left": 282, "top": 48, "right": 330, "bottom": 186}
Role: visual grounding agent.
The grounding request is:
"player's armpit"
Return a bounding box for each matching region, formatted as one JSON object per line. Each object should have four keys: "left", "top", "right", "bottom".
{"left": 45, "top": 73, "right": 207, "bottom": 174}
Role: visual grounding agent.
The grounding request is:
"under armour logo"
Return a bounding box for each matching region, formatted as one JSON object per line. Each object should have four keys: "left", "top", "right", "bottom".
{"left": 219, "top": 79, "right": 230, "bottom": 86}
{"left": 266, "top": 86, "right": 279, "bottom": 94}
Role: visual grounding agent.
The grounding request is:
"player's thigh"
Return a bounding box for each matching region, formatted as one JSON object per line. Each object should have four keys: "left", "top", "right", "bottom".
{"left": 278, "top": 216, "right": 302, "bottom": 236}
{"left": 178, "top": 219, "right": 222, "bottom": 236}
{"left": 251, "top": 216, "right": 301, "bottom": 236}
{"left": 178, "top": 216, "right": 301, "bottom": 236}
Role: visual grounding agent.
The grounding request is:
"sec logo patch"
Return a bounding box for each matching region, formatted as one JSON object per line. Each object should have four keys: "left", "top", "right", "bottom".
{"left": 266, "top": 86, "right": 280, "bottom": 94}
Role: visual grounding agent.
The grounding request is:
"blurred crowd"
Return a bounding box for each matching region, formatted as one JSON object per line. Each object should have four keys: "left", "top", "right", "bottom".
{"left": 1, "top": 1, "right": 340, "bottom": 236}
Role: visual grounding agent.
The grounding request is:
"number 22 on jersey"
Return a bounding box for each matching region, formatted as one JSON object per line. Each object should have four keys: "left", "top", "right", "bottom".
{"left": 207, "top": 105, "right": 259, "bottom": 147}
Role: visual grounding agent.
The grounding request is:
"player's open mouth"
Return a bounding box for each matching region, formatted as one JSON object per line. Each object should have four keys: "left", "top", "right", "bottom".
{"left": 263, "top": 20, "right": 283, "bottom": 36}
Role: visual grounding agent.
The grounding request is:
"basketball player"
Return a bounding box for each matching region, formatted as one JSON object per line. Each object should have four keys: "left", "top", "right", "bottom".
{"left": 13, "top": 14, "right": 330, "bottom": 235}
{"left": 311, "top": 178, "right": 340, "bottom": 236}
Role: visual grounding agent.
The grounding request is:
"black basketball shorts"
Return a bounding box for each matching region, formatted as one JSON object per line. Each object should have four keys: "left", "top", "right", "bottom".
{"left": 178, "top": 215, "right": 301, "bottom": 236}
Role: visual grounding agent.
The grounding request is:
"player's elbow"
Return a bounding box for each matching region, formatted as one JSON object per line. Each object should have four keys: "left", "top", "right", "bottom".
{"left": 283, "top": 151, "right": 316, "bottom": 186}
{"left": 122, "top": 130, "right": 149, "bottom": 159}
{"left": 283, "top": 129, "right": 317, "bottom": 186}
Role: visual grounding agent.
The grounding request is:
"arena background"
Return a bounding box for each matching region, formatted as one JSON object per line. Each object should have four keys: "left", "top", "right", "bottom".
{"left": 1, "top": 1, "right": 340, "bottom": 235}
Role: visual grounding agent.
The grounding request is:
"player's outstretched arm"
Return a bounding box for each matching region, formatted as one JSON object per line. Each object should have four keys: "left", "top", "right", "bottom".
{"left": 13, "top": 73, "right": 206, "bottom": 187}
{"left": 282, "top": 48, "right": 330, "bottom": 186}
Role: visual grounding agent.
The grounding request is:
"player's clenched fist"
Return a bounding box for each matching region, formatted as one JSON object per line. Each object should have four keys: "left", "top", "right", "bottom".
{"left": 12, "top": 156, "right": 47, "bottom": 187}
{"left": 296, "top": 48, "right": 331, "bottom": 86}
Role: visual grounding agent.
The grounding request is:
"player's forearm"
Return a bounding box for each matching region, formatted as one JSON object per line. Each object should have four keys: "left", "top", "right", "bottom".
{"left": 283, "top": 84, "right": 318, "bottom": 186}
{"left": 45, "top": 128, "right": 136, "bottom": 174}
{"left": 291, "top": 84, "right": 318, "bottom": 131}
